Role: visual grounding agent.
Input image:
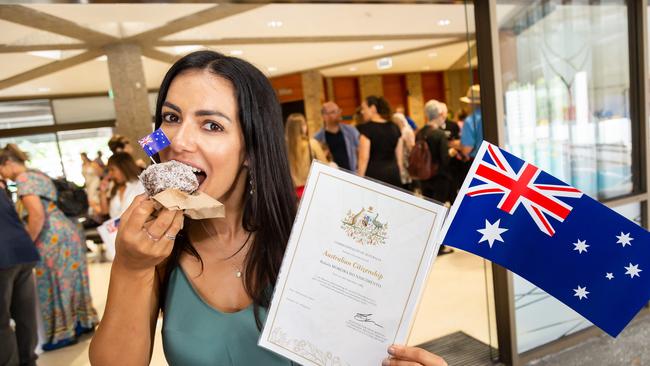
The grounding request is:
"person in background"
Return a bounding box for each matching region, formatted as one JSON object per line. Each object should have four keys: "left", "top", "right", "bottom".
{"left": 285, "top": 113, "right": 327, "bottom": 198}
{"left": 395, "top": 105, "right": 418, "bottom": 130}
{"left": 420, "top": 101, "right": 454, "bottom": 255}
{"left": 314, "top": 101, "right": 360, "bottom": 172}
{"left": 89, "top": 51, "right": 446, "bottom": 366}
{"left": 459, "top": 85, "right": 483, "bottom": 159}
{"left": 357, "top": 96, "right": 403, "bottom": 188}
{"left": 0, "top": 144, "right": 98, "bottom": 351}
{"left": 98, "top": 152, "right": 145, "bottom": 220}
{"left": 94, "top": 150, "right": 106, "bottom": 170}
{"left": 80, "top": 152, "right": 102, "bottom": 218}
{"left": 107, "top": 135, "right": 147, "bottom": 170}
{"left": 0, "top": 173, "right": 40, "bottom": 366}
{"left": 392, "top": 112, "right": 415, "bottom": 189}
{"left": 437, "top": 102, "right": 467, "bottom": 193}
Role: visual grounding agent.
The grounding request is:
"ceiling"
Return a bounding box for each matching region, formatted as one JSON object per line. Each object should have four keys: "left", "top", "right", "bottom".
{"left": 0, "top": 3, "right": 520, "bottom": 99}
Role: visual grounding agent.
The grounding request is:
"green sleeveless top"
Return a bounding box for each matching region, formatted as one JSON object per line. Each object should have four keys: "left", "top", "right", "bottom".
{"left": 162, "top": 267, "right": 292, "bottom": 366}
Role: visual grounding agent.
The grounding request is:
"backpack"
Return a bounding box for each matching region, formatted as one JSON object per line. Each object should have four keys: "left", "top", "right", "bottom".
{"left": 408, "top": 127, "right": 439, "bottom": 180}
{"left": 51, "top": 178, "right": 89, "bottom": 217}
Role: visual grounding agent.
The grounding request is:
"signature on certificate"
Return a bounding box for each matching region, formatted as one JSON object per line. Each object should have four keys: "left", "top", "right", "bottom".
{"left": 354, "top": 313, "right": 383, "bottom": 328}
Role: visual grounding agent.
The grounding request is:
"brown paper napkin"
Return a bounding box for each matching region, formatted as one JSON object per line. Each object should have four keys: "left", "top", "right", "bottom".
{"left": 151, "top": 189, "right": 225, "bottom": 219}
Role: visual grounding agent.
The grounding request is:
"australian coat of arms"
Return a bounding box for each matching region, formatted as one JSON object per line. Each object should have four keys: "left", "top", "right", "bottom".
{"left": 340, "top": 206, "right": 388, "bottom": 246}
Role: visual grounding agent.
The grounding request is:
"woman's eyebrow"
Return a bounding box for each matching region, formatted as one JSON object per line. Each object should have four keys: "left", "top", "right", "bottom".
{"left": 195, "top": 109, "right": 232, "bottom": 123}
{"left": 163, "top": 101, "right": 181, "bottom": 113}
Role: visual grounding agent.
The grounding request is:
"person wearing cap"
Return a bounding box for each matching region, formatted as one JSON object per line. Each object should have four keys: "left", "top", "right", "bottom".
{"left": 459, "top": 84, "right": 483, "bottom": 159}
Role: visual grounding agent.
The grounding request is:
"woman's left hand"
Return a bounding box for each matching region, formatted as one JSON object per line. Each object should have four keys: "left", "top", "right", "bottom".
{"left": 382, "top": 345, "right": 447, "bottom": 366}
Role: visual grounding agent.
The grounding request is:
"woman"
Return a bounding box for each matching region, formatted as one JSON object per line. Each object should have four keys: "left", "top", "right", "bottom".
{"left": 89, "top": 51, "right": 445, "bottom": 366}
{"left": 0, "top": 144, "right": 97, "bottom": 351}
{"left": 81, "top": 152, "right": 102, "bottom": 217}
{"left": 392, "top": 112, "right": 416, "bottom": 189}
{"left": 98, "top": 152, "right": 145, "bottom": 219}
{"left": 357, "top": 96, "right": 403, "bottom": 188}
{"left": 285, "top": 113, "right": 327, "bottom": 197}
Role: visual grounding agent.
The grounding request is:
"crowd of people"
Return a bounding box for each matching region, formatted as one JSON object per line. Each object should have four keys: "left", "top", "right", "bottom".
{"left": 0, "top": 133, "right": 149, "bottom": 365}
{"left": 1, "top": 50, "right": 481, "bottom": 366}
{"left": 285, "top": 85, "right": 483, "bottom": 208}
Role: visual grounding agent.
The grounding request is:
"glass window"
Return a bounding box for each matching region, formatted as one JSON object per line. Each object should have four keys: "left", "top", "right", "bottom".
{"left": 0, "top": 100, "right": 54, "bottom": 130}
{"left": 0, "top": 134, "right": 63, "bottom": 179}
{"left": 498, "top": 1, "right": 632, "bottom": 201}
{"left": 57, "top": 128, "right": 113, "bottom": 186}
{"left": 496, "top": 0, "right": 634, "bottom": 353}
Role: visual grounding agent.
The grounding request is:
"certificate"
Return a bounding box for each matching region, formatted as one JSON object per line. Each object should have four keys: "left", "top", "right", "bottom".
{"left": 259, "top": 162, "right": 447, "bottom": 366}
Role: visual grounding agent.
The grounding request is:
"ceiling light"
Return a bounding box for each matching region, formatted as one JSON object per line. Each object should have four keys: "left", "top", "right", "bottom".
{"left": 376, "top": 57, "right": 392, "bottom": 70}
{"left": 96, "top": 55, "right": 108, "bottom": 61}
{"left": 267, "top": 66, "right": 278, "bottom": 72}
{"left": 37, "top": 87, "right": 50, "bottom": 92}
{"left": 422, "top": 66, "right": 431, "bottom": 71}
{"left": 428, "top": 52, "right": 438, "bottom": 58}
{"left": 437, "top": 19, "right": 451, "bottom": 26}
{"left": 267, "top": 20, "right": 283, "bottom": 28}
{"left": 229, "top": 50, "right": 243, "bottom": 56}
{"left": 372, "top": 44, "right": 384, "bottom": 51}
{"left": 28, "top": 51, "right": 62, "bottom": 60}
{"left": 348, "top": 67, "right": 358, "bottom": 72}
{"left": 173, "top": 45, "right": 203, "bottom": 55}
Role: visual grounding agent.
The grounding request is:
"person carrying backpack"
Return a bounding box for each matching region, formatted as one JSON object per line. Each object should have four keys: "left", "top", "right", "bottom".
{"left": 411, "top": 100, "right": 454, "bottom": 205}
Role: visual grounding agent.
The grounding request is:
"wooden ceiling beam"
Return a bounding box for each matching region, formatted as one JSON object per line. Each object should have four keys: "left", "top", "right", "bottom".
{"left": 0, "top": 49, "right": 103, "bottom": 90}
{"left": 141, "top": 48, "right": 178, "bottom": 64}
{"left": 128, "top": 4, "right": 264, "bottom": 44}
{"left": 153, "top": 33, "right": 473, "bottom": 47}
{"left": 0, "top": 43, "right": 87, "bottom": 53}
{"left": 0, "top": 5, "right": 117, "bottom": 45}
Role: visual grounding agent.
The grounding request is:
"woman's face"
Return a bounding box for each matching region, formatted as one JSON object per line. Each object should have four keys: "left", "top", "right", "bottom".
{"left": 158, "top": 69, "right": 246, "bottom": 201}
{"left": 360, "top": 102, "right": 373, "bottom": 121}
{"left": 108, "top": 165, "right": 125, "bottom": 184}
{"left": 300, "top": 119, "right": 308, "bottom": 137}
{"left": 0, "top": 163, "right": 12, "bottom": 180}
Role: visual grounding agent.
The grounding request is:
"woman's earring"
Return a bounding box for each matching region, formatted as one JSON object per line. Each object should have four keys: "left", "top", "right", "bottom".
{"left": 249, "top": 174, "right": 255, "bottom": 196}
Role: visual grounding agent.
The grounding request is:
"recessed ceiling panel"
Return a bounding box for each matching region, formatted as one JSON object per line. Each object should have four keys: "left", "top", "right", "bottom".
{"left": 0, "top": 50, "right": 86, "bottom": 81}
{"left": 0, "top": 19, "right": 80, "bottom": 45}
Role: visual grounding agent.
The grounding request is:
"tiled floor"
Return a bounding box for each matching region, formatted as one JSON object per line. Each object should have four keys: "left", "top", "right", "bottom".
{"left": 38, "top": 249, "right": 495, "bottom": 366}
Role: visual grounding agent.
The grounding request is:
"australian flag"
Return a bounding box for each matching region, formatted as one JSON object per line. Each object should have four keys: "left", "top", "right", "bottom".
{"left": 441, "top": 141, "right": 649, "bottom": 337}
{"left": 138, "top": 128, "right": 171, "bottom": 157}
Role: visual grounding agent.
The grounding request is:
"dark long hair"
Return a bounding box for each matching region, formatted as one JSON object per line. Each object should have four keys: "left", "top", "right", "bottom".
{"left": 107, "top": 152, "right": 141, "bottom": 198}
{"left": 155, "top": 51, "right": 297, "bottom": 329}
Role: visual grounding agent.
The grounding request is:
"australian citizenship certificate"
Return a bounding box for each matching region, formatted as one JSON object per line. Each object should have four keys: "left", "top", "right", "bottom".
{"left": 259, "top": 162, "right": 448, "bottom": 366}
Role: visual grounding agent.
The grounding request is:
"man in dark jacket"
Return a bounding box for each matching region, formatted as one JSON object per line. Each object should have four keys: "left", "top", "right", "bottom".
{"left": 0, "top": 180, "right": 40, "bottom": 366}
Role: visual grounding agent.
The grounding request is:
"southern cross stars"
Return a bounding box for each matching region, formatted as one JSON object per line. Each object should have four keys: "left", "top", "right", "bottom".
{"left": 605, "top": 273, "right": 614, "bottom": 280}
{"left": 573, "top": 286, "right": 589, "bottom": 300}
{"left": 477, "top": 219, "right": 508, "bottom": 248}
{"left": 624, "top": 263, "right": 642, "bottom": 278}
{"left": 573, "top": 239, "right": 589, "bottom": 254}
{"left": 616, "top": 232, "right": 634, "bottom": 247}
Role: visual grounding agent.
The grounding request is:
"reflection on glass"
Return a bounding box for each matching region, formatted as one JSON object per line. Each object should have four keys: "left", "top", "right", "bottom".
{"left": 0, "top": 134, "right": 63, "bottom": 179}
{"left": 0, "top": 100, "right": 54, "bottom": 130}
{"left": 497, "top": 0, "right": 634, "bottom": 353}
{"left": 498, "top": 1, "right": 632, "bottom": 201}
{"left": 57, "top": 128, "right": 113, "bottom": 186}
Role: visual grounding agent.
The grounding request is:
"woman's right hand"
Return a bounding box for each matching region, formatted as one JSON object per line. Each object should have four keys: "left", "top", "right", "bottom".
{"left": 113, "top": 194, "right": 184, "bottom": 272}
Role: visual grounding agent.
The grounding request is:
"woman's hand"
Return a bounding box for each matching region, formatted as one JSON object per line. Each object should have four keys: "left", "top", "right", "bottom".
{"left": 113, "top": 194, "right": 184, "bottom": 272}
{"left": 383, "top": 345, "right": 447, "bottom": 366}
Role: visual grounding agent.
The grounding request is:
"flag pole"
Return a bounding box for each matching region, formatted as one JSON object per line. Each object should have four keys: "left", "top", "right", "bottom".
{"left": 149, "top": 156, "right": 157, "bottom": 165}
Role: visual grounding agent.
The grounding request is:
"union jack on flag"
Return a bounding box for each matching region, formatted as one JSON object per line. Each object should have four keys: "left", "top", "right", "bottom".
{"left": 138, "top": 128, "right": 171, "bottom": 157}
{"left": 440, "top": 141, "right": 650, "bottom": 337}
{"left": 466, "top": 143, "right": 583, "bottom": 236}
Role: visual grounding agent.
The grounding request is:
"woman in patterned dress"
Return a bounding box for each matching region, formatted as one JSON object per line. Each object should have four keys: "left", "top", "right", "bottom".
{"left": 0, "top": 144, "right": 98, "bottom": 351}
